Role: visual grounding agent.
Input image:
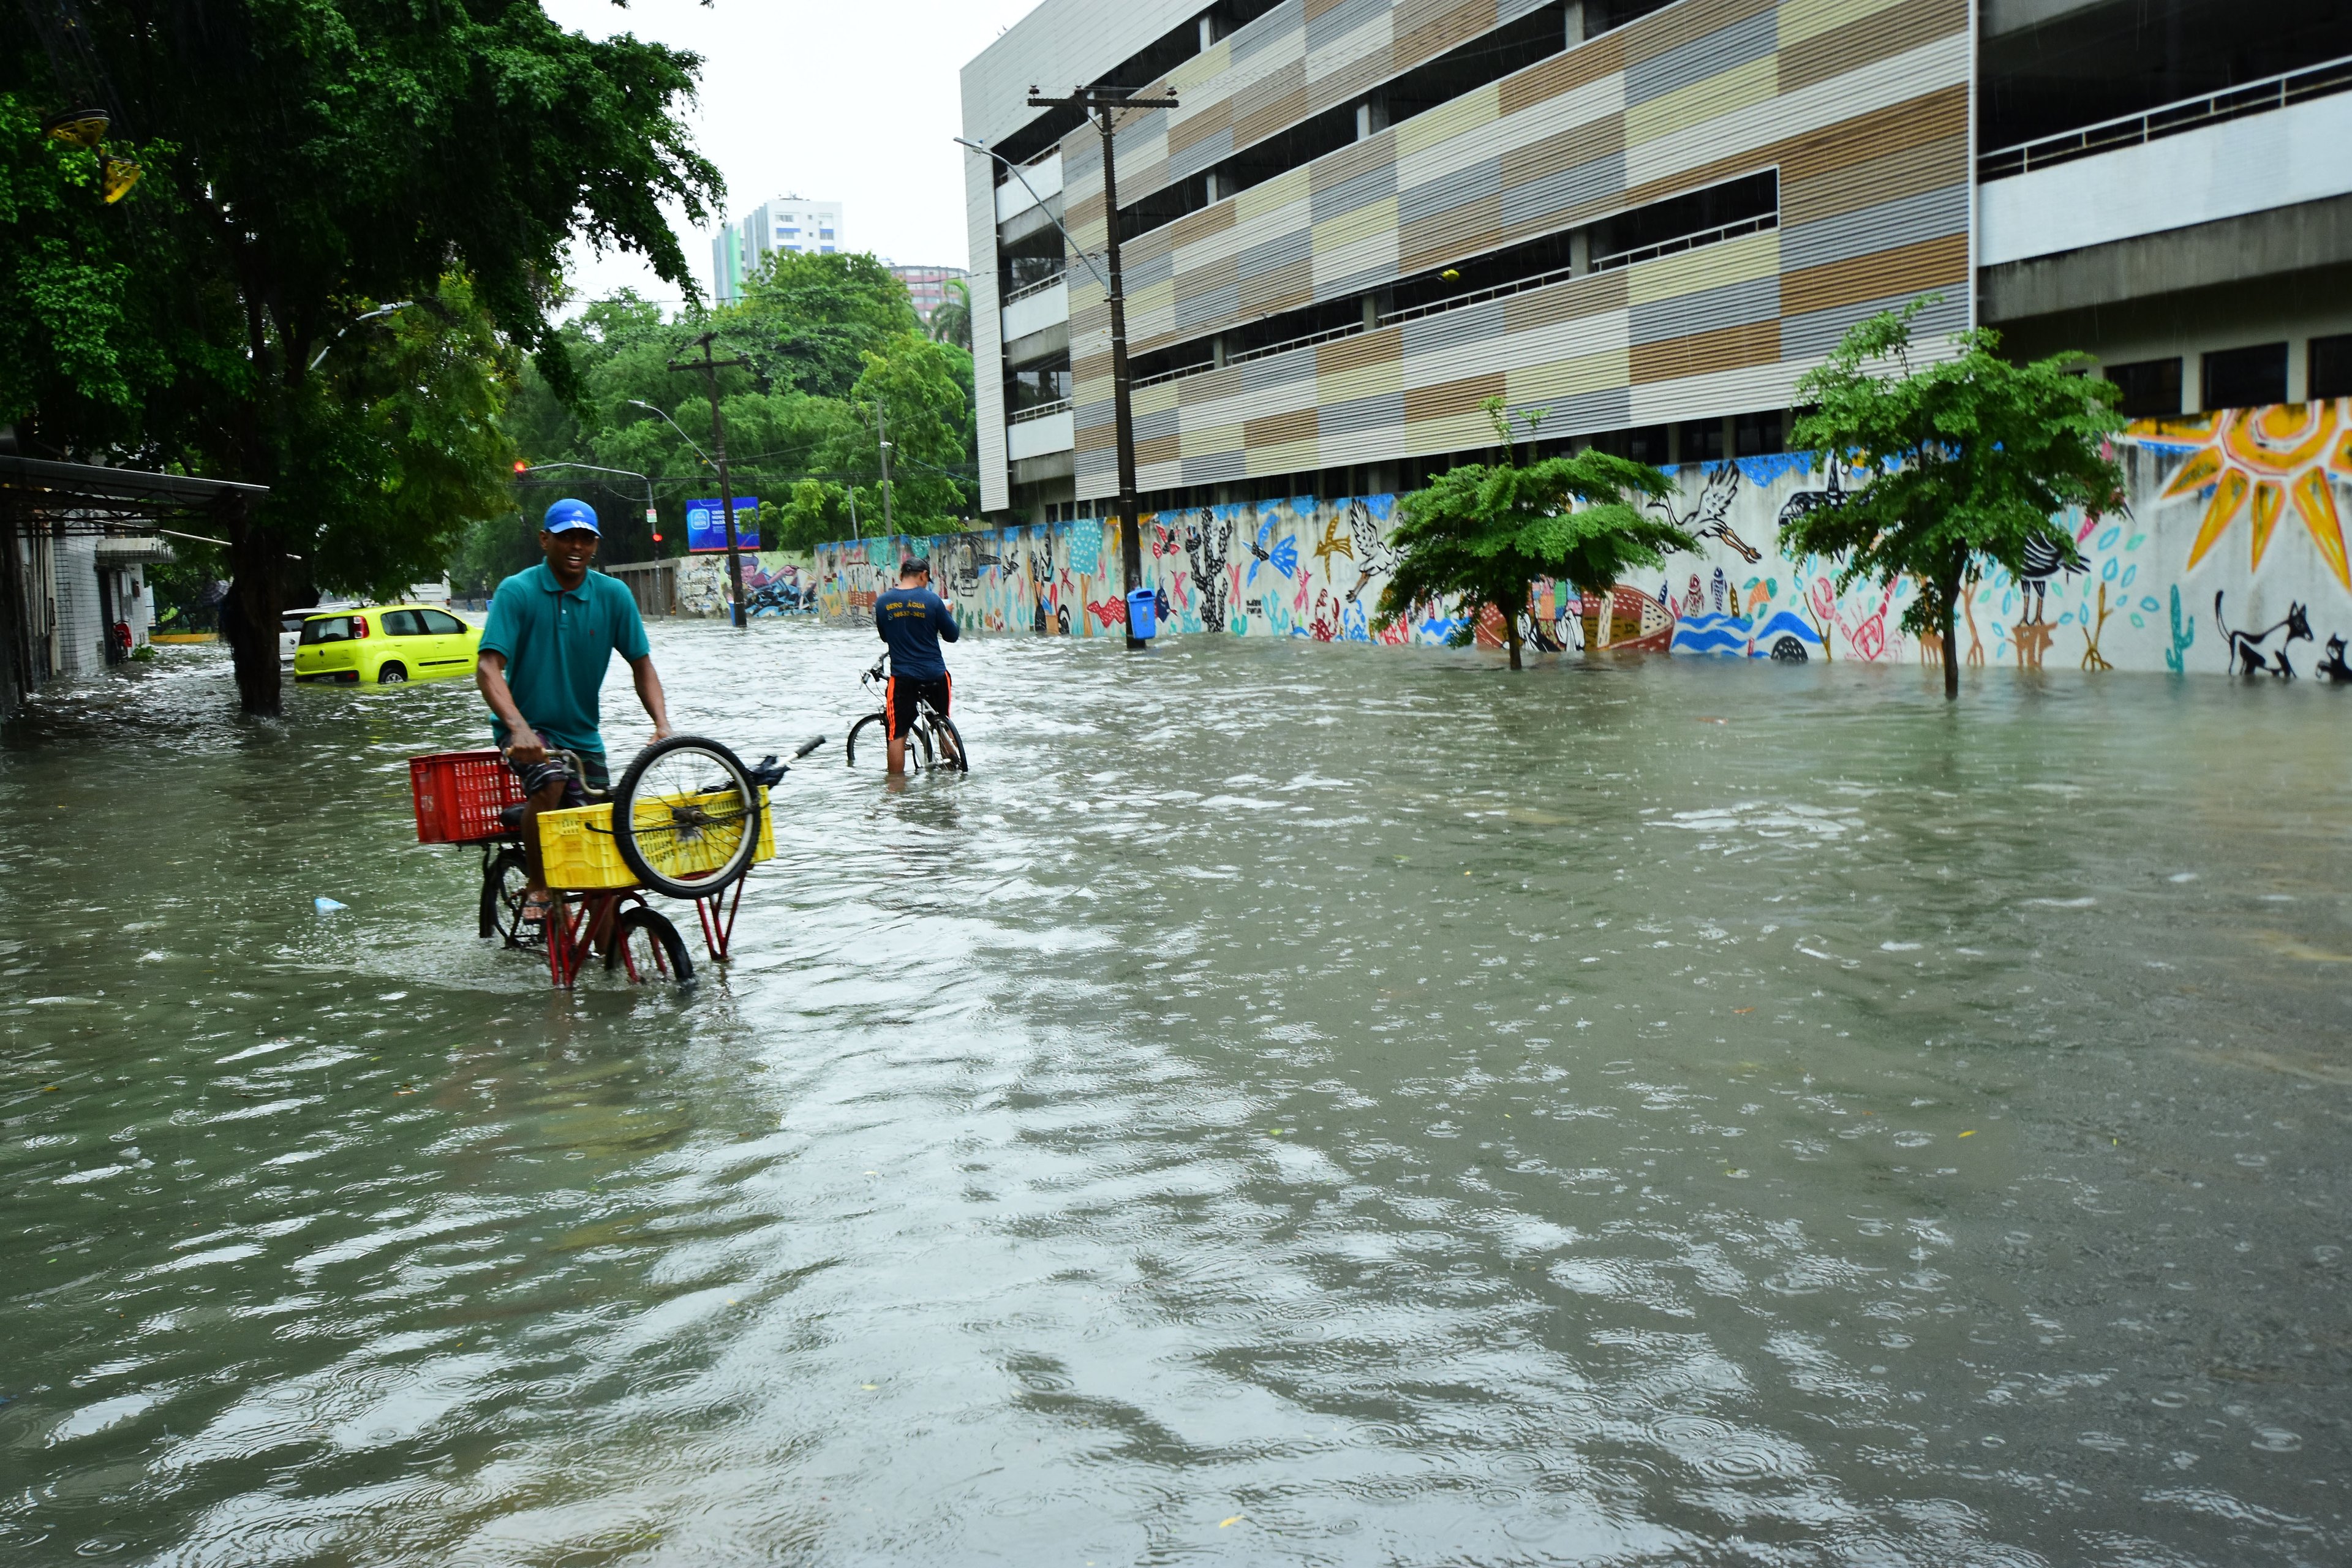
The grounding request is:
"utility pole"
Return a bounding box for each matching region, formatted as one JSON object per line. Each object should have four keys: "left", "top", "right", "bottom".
{"left": 666, "top": 331, "right": 752, "bottom": 628}
{"left": 1025, "top": 82, "right": 1178, "bottom": 650}
{"left": 875, "top": 394, "right": 894, "bottom": 536}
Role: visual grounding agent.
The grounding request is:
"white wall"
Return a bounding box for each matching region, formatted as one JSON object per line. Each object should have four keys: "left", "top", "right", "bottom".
{"left": 1979, "top": 96, "right": 2352, "bottom": 266}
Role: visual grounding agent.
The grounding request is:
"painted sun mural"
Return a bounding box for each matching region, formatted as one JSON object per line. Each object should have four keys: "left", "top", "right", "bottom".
{"left": 2135, "top": 398, "right": 2352, "bottom": 590}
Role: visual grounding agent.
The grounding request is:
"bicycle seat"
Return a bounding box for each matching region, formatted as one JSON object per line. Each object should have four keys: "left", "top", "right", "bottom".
{"left": 498, "top": 804, "right": 526, "bottom": 832}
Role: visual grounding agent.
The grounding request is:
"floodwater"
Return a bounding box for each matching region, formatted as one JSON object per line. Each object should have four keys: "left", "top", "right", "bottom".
{"left": 3, "top": 622, "right": 2348, "bottom": 1567}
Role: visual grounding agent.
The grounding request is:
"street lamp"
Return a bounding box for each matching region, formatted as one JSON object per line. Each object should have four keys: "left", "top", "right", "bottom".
{"left": 952, "top": 138, "right": 1110, "bottom": 294}
{"left": 624, "top": 399, "right": 715, "bottom": 467}
{"left": 308, "top": 301, "right": 414, "bottom": 372}
{"left": 513, "top": 461, "right": 660, "bottom": 546}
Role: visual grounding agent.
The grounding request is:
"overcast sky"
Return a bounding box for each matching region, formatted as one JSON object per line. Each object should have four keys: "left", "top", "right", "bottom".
{"left": 542, "top": 0, "right": 1045, "bottom": 312}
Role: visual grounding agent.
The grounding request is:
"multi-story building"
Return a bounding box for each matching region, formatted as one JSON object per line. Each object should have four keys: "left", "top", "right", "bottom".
{"left": 888, "top": 263, "right": 973, "bottom": 326}
{"left": 711, "top": 197, "right": 846, "bottom": 304}
{"left": 962, "top": 0, "right": 2352, "bottom": 524}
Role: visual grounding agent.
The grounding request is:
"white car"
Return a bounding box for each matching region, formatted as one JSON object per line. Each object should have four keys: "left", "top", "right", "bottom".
{"left": 281, "top": 601, "right": 356, "bottom": 662}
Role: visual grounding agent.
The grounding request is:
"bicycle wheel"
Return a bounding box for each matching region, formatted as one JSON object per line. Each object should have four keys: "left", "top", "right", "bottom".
{"left": 845, "top": 711, "right": 884, "bottom": 767}
{"left": 479, "top": 846, "right": 536, "bottom": 945}
{"left": 606, "top": 907, "right": 694, "bottom": 986}
{"left": 845, "top": 711, "right": 930, "bottom": 769}
{"left": 612, "top": 735, "right": 761, "bottom": 900}
{"left": 925, "top": 712, "right": 969, "bottom": 773}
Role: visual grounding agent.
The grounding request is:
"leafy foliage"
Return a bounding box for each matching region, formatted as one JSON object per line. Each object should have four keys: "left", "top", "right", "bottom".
{"left": 819, "top": 334, "right": 978, "bottom": 535}
{"left": 497, "top": 263, "right": 976, "bottom": 560}
{"left": 1783, "top": 298, "right": 2125, "bottom": 696}
{"left": 1377, "top": 400, "right": 1687, "bottom": 668}
{"left": 731, "top": 251, "right": 925, "bottom": 399}
{"left": 929, "top": 277, "right": 973, "bottom": 351}
{"left": 1, "top": 0, "right": 721, "bottom": 712}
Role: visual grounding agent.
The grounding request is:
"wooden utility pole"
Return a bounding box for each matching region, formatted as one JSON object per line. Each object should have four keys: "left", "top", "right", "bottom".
{"left": 1025, "top": 82, "right": 1178, "bottom": 649}
{"left": 668, "top": 331, "right": 752, "bottom": 628}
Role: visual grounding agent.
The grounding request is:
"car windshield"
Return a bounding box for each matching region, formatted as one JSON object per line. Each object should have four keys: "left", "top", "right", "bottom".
{"left": 299, "top": 616, "right": 360, "bottom": 644}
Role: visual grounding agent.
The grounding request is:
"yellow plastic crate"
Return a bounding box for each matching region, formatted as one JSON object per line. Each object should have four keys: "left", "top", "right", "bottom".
{"left": 538, "top": 786, "right": 774, "bottom": 891}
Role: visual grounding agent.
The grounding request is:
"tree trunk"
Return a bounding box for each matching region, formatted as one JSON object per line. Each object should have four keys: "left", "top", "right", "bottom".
{"left": 225, "top": 513, "right": 285, "bottom": 716}
{"left": 1505, "top": 598, "right": 1523, "bottom": 669}
{"left": 1940, "top": 573, "right": 1961, "bottom": 701}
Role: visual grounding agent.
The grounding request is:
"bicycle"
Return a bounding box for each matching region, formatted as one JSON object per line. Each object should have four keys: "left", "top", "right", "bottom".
{"left": 843, "top": 655, "right": 967, "bottom": 773}
{"left": 417, "top": 733, "right": 823, "bottom": 989}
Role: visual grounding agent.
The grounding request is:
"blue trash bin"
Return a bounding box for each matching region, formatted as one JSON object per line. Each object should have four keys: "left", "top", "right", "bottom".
{"left": 1126, "top": 586, "right": 1158, "bottom": 639}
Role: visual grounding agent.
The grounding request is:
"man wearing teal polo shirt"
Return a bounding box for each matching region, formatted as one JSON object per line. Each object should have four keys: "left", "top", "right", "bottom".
{"left": 475, "top": 498, "right": 673, "bottom": 918}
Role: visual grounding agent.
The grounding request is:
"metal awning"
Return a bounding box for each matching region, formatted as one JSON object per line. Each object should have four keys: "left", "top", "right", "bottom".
{"left": 0, "top": 455, "right": 268, "bottom": 535}
{"left": 93, "top": 537, "right": 178, "bottom": 565}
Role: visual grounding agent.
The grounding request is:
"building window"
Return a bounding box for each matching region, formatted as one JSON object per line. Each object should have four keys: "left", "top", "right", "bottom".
{"left": 1678, "top": 420, "right": 1725, "bottom": 464}
{"left": 2104, "top": 358, "right": 2182, "bottom": 419}
{"left": 1734, "top": 410, "right": 1783, "bottom": 457}
{"left": 820, "top": 229, "right": 835, "bottom": 239}
{"left": 2310, "top": 334, "right": 2352, "bottom": 401}
{"left": 2202, "top": 342, "right": 2286, "bottom": 412}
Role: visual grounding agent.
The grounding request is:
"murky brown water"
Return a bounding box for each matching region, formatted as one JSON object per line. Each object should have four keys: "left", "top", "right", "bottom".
{"left": 3, "top": 623, "right": 2348, "bottom": 1566}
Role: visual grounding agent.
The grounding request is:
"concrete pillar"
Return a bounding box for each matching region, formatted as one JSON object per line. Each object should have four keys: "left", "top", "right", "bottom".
{"left": 1570, "top": 230, "right": 1591, "bottom": 276}
{"left": 1565, "top": 1, "right": 1586, "bottom": 49}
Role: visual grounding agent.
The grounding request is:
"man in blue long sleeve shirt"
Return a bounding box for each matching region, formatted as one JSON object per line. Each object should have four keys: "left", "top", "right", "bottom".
{"left": 875, "top": 556, "right": 962, "bottom": 774}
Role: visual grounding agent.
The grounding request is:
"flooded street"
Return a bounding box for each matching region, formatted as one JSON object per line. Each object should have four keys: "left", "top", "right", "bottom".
{"left": 3, "top": 622, "right": 2347, "bottom": 1566}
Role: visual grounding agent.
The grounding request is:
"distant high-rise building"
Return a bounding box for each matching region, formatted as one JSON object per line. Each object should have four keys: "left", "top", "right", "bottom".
{"left": 886, "top": 263, "right": 970, "bottom": 325}
{"left": 711, "top": 197, "right": 845, "bottom": 303}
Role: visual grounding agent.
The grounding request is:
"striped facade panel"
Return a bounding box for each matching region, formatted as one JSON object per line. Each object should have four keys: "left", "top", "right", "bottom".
{"left": 1397, "top": 156, "right": 1502, "bottom": 225}
{"left": 1780, "top": 284, "right": 1966, "bottom": 360}
{"left": 1777, "top": 183, "right": 1966, "bottom": 273}
{"left": 1625, "top": 6, "right": 1777, "bottom": 107}
{"left": 1497, "top": 151, "right": 1626, "bottom": 228}
{"left": 1320, "top": 389, "right": 1408, "bottom": 435}
{"left": 1627, "top": 274, "right": 1781, "bottom": 345}
{"left": 1306, "top": 0, "right": 1391, "bottom": 50}
{"left": 1169, "top": 126, "right": 1235, "bottom": 181}
{"left": 1176, "top": 281, "right": 1242, "bottom": 331}
{"left": 1125, "top": 249, "right": 1178, "bottom": 293}
{"left": 1016, "top": 0, "right": 1967, "bottom": 507}
{"left": 1311, "top": 159, "right": 1398, "bottom": 222}
{"left": 1134, "top": 404, "right": 1182, "bottom": 441}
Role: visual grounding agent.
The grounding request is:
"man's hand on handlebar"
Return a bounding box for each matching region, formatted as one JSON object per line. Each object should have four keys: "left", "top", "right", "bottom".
{"left": 505, "top": 730, "right": 547, "bottom": 764}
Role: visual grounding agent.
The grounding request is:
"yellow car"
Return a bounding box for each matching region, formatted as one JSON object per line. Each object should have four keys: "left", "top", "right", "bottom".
{"left": 293, "top": 603, "right": 481, "bottom": 685}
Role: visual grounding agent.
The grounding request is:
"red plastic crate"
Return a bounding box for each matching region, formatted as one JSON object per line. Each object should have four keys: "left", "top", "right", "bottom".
{"left": 409, "top": 750, "right": 527, "bottom": 843}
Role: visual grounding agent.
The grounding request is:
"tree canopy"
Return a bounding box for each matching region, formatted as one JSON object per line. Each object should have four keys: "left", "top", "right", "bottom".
{"left": 478, "top": 259, "right": 979, "bottom": 591}
{"left": 1378, "top": 401, "right": 1689, "bottom": 668}
{"left": 1783, "top": 299, "right": 2125, "bottom": 698}
{"left": 2, "top": 0, "right": 720, "bottom": 711}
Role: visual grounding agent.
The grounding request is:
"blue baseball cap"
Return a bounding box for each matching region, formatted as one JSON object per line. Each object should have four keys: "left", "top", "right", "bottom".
{"left": 543, "top": 498, "right": 600, "bottom": 535}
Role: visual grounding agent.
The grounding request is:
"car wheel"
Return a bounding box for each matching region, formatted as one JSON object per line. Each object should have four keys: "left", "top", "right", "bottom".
{"left": 377, "top": 663, "right": 408, "bottom": 684}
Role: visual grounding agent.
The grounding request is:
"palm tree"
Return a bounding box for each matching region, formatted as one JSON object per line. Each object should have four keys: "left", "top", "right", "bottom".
{"left": 928, "top": 277, "right": 972, "bottom": 351}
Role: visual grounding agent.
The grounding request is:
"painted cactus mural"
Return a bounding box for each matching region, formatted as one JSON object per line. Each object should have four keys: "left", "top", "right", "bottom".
{"left": 807, "top": 400, "right": 2352, "bottom": 679}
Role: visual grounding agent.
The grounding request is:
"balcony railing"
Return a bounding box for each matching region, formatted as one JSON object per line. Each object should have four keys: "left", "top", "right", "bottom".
{"left": 1980, "top": 53, "right": 2352, "bottom": 180}
{"left": 1007, "top": 398, "right": 1071, "bottom": 426}
{"left": 1002, "top": 271, "right": 1068, "bottom": 306}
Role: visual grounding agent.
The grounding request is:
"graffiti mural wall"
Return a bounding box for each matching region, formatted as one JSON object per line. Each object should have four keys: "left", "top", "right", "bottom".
{"left": 809, "top": 400, "right": 2352, "bottom": 679}
{"left": 674, "top": 552, "right": 818, "bottom": 618}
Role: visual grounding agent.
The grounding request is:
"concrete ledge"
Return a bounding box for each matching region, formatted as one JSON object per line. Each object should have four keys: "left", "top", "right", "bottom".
{"left": 1004, "top": 319, "right": 1069, "bottom": 367}
{"left": 1011, "top": 450, "right": 1074, "bottom": 486}
{"left": 1981, "top": 194, "right": 2352, "bottom": 321}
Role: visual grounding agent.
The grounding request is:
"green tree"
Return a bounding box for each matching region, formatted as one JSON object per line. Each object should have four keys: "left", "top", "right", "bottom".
{"left": 728, "top": 252, "right": 923, "bottom": 399}
{"left": 929, "top": 277, "right": 973, "bottom": 351}
{"left": 2, "top": 1, "right": 720, "bottom": 712}
{"left": 1783, "top": 298, "right": 2124, "bottom": 699}
{"left": 1376, "top": 400, "right": 1691, "bottom": 669}
{"left": 759, "top": 479, "right": 850, "bottom": 554}
{"left": 820, "top": 334, "right": 976, "bottom": 535}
